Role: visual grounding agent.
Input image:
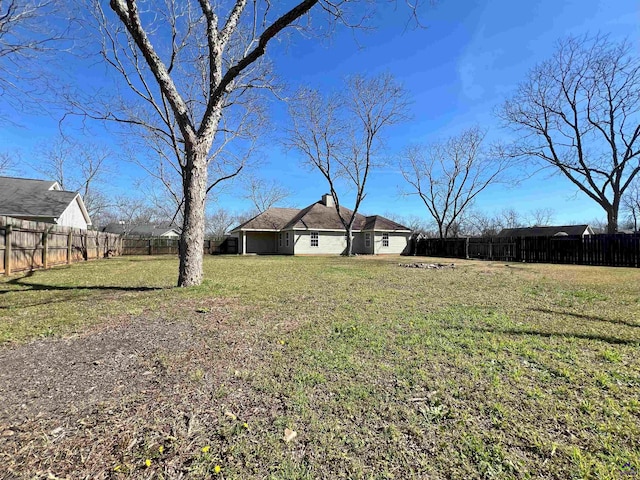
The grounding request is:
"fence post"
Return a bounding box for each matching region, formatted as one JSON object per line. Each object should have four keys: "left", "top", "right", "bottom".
{"left": 67, "top": 231, "right": 73, "bottom": 264}
{"left": 4, "top": 225, "right": 11, "bottom": 276}
{"left": 42, "top": 230, "right": 49, "bottom": 269}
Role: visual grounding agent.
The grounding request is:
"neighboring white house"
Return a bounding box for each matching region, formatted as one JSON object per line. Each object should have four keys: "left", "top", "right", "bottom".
{"left": 0, "top": 176, "right": 92, "bottom": 229}
{"left": 229, "top": 194, "right": 412, "bottom": 255}
{"left": 102, "top": 222, "right": 181, "bottom": 237}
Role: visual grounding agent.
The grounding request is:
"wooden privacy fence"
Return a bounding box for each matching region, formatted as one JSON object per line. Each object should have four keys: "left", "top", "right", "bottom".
{"left": 121, "top": 236, "right": 238, "bottom": 256}
{"left": 1, "top": 216, "right": 123, "bottom": 276}
{"left": 410, "top": 234, "right": 640, "bottom": 268}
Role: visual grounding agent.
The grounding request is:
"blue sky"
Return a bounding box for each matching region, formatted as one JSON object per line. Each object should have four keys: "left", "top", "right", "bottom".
{"left": 1, "top": 0, "right": 639, "bottom": 226}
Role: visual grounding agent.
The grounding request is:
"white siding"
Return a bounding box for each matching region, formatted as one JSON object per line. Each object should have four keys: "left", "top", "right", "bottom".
{"left": 57, "top": 199, "right": 89, "bottom": 229}
{"left": 373, "top": 232, "right": 410, "bottom": 255}
{"left": 293, "top": 231, "right": 348, "bottom": 255}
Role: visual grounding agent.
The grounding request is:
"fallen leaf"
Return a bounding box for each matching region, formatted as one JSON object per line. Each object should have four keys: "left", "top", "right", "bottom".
{"left": 283, "top": 428, "right": 297, "bottom": 443}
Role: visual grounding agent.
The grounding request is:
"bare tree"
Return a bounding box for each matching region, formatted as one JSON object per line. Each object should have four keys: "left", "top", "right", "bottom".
{"left": 499, "top": 208, "right": 524, "bottom": 230}
{"left": 528, "top": 207, "right": 555, "bottom": 226}
{"left": 622, "top": 180, "right": 640, "bottom": 231}
{"left": 0, "top": 151, "right": 16, "bottom": 174}
{"left": 77, "top": 1, "right": 423, "bottom": 286}
{"left": 399, "top": 127, "right": 509, "bottom": 239}
{"left": 288, "top": 73, "right": 409, "bottom": 255}
{"left": 97, "top": 194, "right": 164, "bottom": 232}
{"left": 206, "top": 207, "right": 237, "bottom": 237}
{"left": 32, "top": 135, "right": 111, "bottom": 221}
{"left": 499, "top": 34, "right": 640, "bottom": 234}
{"left": 243, "top": 176, "right": 290, "bottom": 213}
{"left": 0, "top": 0, "right": 68, "bottom": 117}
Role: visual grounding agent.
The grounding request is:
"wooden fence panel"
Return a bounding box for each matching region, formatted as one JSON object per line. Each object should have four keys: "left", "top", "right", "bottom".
{"left": 411, "top": 233, "right": 640, "bottom": 268}
{"left": 0, "top": 216, "right": 122, "bottom": 275}
{"left": 120, "top": 237, "right": 232, "bottom": 256}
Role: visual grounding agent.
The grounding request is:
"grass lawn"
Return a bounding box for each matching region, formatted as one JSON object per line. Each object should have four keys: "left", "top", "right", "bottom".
{"left": 0, "top": 255, "right": 639, "bottom": 479}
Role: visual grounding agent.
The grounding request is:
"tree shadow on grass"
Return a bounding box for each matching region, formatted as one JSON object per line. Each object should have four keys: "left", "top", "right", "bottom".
{"left": 468, "top": 325, "right": 638, "bottom": 346}
{"left": 531, "top": 307, "right": 639, "bottom": 329}
{"left": 0, "top": 270, "right": 164, "bottom": 298}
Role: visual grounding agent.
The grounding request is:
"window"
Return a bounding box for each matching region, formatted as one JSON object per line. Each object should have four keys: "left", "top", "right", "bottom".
{"left": 365, "top": 232, "right": 371, "bottom": 248}
{"left": 311, "top": 231, "right": 319, "bottom": 247}
{"left": 279, "top": 233, "right": 282, "bottom": 248}
{"left": 382, "top": 232, "right": 389, "bottom": 247}
{"left": 285, "top": 232, "right": 290, "bottom": 247}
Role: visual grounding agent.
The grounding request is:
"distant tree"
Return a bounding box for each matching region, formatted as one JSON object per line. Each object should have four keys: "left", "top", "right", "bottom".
{"left": 399, "top": 127, "right": 510, "bottom": 239}
{"left": 288, "top": 74, "right": 409, "bottom": 255}
{"left": 97, "top": 195, "right": 168, "bottom": 232}
{"left": 382, "top": 212, "right": 430, "bottom": 235}
{"left": 0, "top": 152, "right": 16, "bottom": 174}
{"left": 32, "top": 135, "right": 111, "bottom": 222}
{"left": 528, "top": 207, "right": 555, "bottom": 226}
{"left": 206, "top": 208, "right": 237, "bottom": 238}
{"left": 622, "top": 180, "right": 640, "bottom": 231}
{"left": 499, "top": 34, "right": 640, "bottom": 234}
{"left": 243, "top": 176, "right": 291, "bottom": 213}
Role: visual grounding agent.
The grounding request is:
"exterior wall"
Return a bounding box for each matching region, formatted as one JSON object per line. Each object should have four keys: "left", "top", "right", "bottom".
{"left": 293, "top": 230, "right": 348, "bottom": 255}
{"left": 359, "top": 231, "right": 375, "bottom": 254}
{"left": 278, "top": 230, "right": 295, "bottom": 255}
{"left": 245, "top": 232, "right": 278, "bottom": 254}
{"left": 57, "top": 200, "right": 89, "bottom": 230}
{"left": 373, "top": 231, "right": 410, "bottom": 255}
{"left": 351, "top": 232, "right": 366, "bottom": 254}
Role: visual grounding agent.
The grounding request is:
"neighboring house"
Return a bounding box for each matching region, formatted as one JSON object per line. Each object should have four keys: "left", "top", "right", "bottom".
{"left": 498, "top": 225, "right": 595, "bottom": 237}
{"left": 229, "top": 194, "right": 412, "bottom": 255}
{"left": 102, "top": 222, "right": 181, "bottom": 238}
{"left": 0, "top": 176, "right": 92, "bottom": 229}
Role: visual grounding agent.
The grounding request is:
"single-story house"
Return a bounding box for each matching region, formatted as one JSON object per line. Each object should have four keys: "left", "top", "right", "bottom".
{"left": 498, "top": 225, "right": 594, "bottom": 237}
{"left": 102, "top": 221, "right": 181, "bottom": 237}
{"left": 229, "top": 194, "right": 412, "bottom": 255}
{"left": 0, "top": 176, "right": 92, "bottom": 229}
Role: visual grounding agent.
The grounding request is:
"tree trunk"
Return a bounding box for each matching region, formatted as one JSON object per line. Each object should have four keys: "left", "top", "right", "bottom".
{"left": 344, "top": 225, "right": 354, "bottom": 256}
{"left": 178, "top": 149, "right": 208, "bottom": 287}
{"left": 606, "top": 206, "right": 619, "bottom": 234}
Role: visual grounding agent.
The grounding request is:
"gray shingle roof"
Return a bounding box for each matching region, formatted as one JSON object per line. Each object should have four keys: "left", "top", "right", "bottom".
{"left": 230, "top": 200, "right": 411, "bottom": 232}
{"left": 498, "top": 225, "right": 592, "bottom": 237}
{"left": 0, "top": 176, "right": 80, "bottom": 219}
{"left": 232, "top": 208, "right": 301, "bottom": 231}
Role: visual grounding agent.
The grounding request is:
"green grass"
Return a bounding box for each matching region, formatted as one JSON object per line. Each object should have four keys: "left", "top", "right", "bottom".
{"left": 2, "top": 255, "right": 640, "bottom": 479}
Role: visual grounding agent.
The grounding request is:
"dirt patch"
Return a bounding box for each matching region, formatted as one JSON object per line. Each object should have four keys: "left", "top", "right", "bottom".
{"left": 0, "top": 300, "right": 284, "bottom": 479}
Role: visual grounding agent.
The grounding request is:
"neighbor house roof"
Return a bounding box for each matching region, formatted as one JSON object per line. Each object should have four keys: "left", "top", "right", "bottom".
{"left": 0, "top": 176, "right": 90, "bottom": 224}
{"left": 102, "top": 222, "right": 180, "bottom": 236}
{"left": 230, "top": 199, "right": 411, "bottom": 233}
{"left": 498, "top": 225, "right": 593, "bottom": 237}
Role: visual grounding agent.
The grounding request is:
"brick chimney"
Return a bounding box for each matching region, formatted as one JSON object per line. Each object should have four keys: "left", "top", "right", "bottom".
{"left": 322, "top": 193, "right": 334, "bottom": 208}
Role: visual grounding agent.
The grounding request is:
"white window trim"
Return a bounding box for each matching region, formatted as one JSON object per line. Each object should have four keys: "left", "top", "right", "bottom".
{"left": 382, "top": 232, "right": 389, "bottom": 247}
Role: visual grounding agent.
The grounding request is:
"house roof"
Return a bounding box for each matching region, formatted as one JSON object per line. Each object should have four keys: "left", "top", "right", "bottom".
{"left": 230, "top": 199, "right": 411, "bottom": 233}
{"left": 102, "top": 222, "right": 180, "bottom": 236}
{"left": 0, "top": 176, "right": 90, "bottom": 223}
{"left": 498, "top": 225, "right": 592, "bottom": 237}
{"left": 232, "top": 208, "right": 301, "bottom": 231}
